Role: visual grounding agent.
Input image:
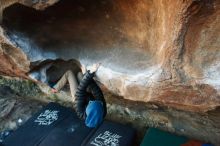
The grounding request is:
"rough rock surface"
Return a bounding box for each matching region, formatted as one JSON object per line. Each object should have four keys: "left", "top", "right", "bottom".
{"left": 0, "top": 84, "right": 44, "bottom": 131}
{"left": 0, "top": 0, "right": 219, "bottom": 112}
{"left": 0, "top": 0, "right": 220, "bottom": 145}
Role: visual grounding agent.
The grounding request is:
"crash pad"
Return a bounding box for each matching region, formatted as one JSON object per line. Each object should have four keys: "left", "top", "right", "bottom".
{"left": 84, "top": 121, "right": 136, "bottom": 146}
{"left": 141, "top": 128, "right": 188, "bottom": 146}
{"left": 3, "top": 102, "right": 136, "bottom": 146}
{"left": 39, "top": 112, "right": 94, "bottom": 146}
{"left": 3, "top": 103, "right": 72, "bottom": 146}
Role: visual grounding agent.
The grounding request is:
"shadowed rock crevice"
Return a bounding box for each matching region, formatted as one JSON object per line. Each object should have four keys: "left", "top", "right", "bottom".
{"left": 29, "top": 59, "right": 81, "bottom": 85}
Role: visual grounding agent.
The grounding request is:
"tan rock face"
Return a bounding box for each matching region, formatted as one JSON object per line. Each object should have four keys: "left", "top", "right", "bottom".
{"left": 0, "top": 27, "right": 29, "bottom": 77}
{"left": 0, "top": 0, "right": 219, "bottom": 113}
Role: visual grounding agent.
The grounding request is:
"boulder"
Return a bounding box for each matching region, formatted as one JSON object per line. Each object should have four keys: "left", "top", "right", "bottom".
{"left": 0, "top": 0, "right": 219, "bottom": 144}
{"left": 0, "top": 0, "right": 219, "bottom": 112}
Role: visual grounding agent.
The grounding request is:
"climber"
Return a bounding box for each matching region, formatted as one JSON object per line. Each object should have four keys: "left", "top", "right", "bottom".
{"left": 52, "top": 63, "right": 106, "bottom": 127}
{"left": 29, "top": 63, "right": 106, "bottom": 128}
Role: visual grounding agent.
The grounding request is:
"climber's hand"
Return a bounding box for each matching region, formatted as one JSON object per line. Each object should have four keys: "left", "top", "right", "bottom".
{"left": 51, "top": 88, "right": 58, "bottom": 93}
{"left": 89, "top": 63, "right": 101, "bottom": 73}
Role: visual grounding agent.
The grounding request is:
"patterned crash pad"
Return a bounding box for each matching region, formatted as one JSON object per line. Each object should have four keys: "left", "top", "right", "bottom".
{"left": 84, "top": 121, "right": 135, "bottom": 146}
{"left": 39, "top": 112, "right": 94, "bottom": 146}
{"left": 3, "top": 103, "right": 72, "bottom": 146}
{"left": 3, "top": 102, "right": 136, "bottom": 146}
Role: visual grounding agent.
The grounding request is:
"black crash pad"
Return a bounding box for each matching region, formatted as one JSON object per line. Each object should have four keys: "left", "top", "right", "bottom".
{"left": 84, "top": 121, "right": 136, "bottom": 146}
{"left": 3, "top": 103, "right": 136, "bottom": 146}
{"left": 39, "top": 112, "right": 94, "bottom": 146}
{"left": 3, "top": 103, "right": 72, "bottom": 146}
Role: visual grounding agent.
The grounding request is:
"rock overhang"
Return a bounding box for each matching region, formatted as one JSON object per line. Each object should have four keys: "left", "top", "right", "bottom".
{"left": 0, "top": 0, "right": 219, "bottom": 112}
